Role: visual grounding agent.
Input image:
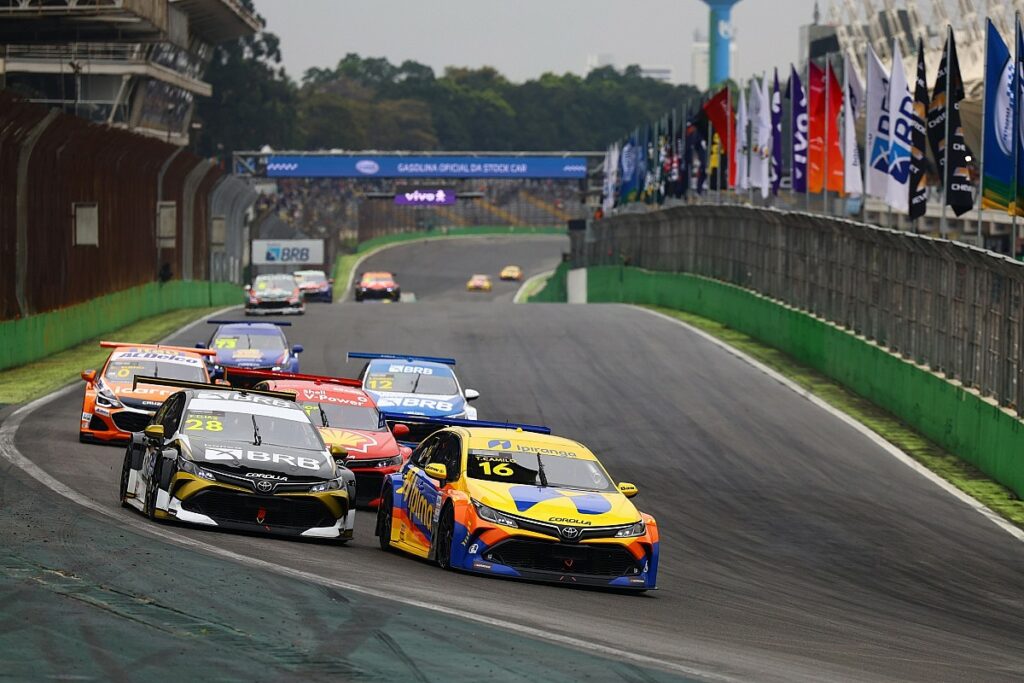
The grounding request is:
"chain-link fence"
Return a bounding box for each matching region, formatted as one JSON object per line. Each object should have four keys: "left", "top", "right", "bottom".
{"left": 576, "top": 205, "right": 1024, "bottom": 415}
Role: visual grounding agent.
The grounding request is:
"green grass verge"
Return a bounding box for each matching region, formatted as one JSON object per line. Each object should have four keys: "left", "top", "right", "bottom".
{"left": 0, "top": 307, "right": 222, "bottom": 405}
{"left": 513, "top": 270, "right": 554, "bottom": 303}
{"left": 331, "top": 225, "right": 566, "bottom": 300}
{"left": 647, "top": 305, "right": 1024, "bottom": 528}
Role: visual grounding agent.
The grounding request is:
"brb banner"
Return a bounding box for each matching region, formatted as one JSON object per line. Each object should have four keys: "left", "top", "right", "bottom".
{"left": 265, "top": 155, "right": 588, "bottom": 179}
{"left": 394, "top": 188, "right": 456, "bottom": 205}
{"left": 253, "top": 239, "right": 325, "bottom": 265}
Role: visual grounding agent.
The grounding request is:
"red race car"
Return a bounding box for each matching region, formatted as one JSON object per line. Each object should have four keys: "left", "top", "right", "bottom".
{"left": 354, "top": 271, "right": 400, "bottom": 302}
{"left": 80, "top": 342, "right": 216, "bottom": 444}
{"left": 228, "top": 368, "right": 412, "bottom": 508}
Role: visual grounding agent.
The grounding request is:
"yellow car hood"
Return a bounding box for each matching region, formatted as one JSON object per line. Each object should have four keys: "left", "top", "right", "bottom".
{"left": 468, "top": 479, "right": 640, "bottom": 527}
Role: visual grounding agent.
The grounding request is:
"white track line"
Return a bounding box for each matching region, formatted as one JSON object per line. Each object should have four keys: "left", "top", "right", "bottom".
{"left": 0, "top": 307, "right": 733, "bottom": 683}
{"left": 634, "top": 306, "right": 1024, "bottom": 543}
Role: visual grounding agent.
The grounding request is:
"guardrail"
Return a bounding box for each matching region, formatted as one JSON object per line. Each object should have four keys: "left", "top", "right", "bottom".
{"left": 576, "top": 205, "right": 1024, "bottom": 416}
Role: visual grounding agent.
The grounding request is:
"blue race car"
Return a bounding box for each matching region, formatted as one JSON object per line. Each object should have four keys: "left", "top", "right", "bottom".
{"left": 349, "top": 353, "right": 480, "bottom": 422}
{"left": 200, "top": 320, "right": 303, "bottom": 379}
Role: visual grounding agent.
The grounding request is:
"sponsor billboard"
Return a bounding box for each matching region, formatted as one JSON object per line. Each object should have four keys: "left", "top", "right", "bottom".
{"left": 253, "top": 239, "right": 325, "bottom": 265}
{"left": 394, "top": 188, "right": 457, "bottom": 205}
{"left": 265, "top": 155, "right": 588, "bottom": 179}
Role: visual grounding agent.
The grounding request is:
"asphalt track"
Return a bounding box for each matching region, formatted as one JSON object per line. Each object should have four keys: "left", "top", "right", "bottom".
{"left": 5, "top": 234, "right": 1024, "bottom": 682}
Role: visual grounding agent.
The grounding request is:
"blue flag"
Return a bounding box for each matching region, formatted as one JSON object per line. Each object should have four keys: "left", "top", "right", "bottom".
{"left": 788, "top": 65, "right": 808, "bottom": 193}
{"left": 983, "top": 19, "right": 1015, "bottom": 212}
{"left": 1016, "top": 18, "right": 1024, "bottom": 216}
{"left": 618, "top": 132, "right": 640, "bottom": 203}
{"left": 771, "top": 68, "right": 783, "bottom": 195}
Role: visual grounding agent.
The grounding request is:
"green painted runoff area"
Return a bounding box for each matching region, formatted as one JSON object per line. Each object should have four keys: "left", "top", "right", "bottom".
{"left": 530, "top": 265, "right": 1024, "bottom": 524}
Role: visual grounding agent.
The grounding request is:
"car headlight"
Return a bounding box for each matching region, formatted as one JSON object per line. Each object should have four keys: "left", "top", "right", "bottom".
{"left": 309, "top": 477, "right": 345, "bottom": 493}
{"left": 96, "top": 382, "right": 124, "bottom": 409}
{"left": 177, "top": 457, "right": 216, "bottom": 480}
{"left": 615, "top": 520, "right": 646, "bottom": 537}
{"left": 377, "top": 454, "right": 403, "bottom": 468}
{"left": 473, "top": 500, "right": 518, "bottom": 528}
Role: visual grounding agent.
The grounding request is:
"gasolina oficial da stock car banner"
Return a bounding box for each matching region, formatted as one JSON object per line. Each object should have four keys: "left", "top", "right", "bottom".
{"left": 264, "top": 155, "right": 588, "bottom": 179}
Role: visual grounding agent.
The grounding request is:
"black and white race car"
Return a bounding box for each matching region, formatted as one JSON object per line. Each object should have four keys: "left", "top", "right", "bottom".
{"left": 119, "top": 377, "right": 356, "bottom": 541}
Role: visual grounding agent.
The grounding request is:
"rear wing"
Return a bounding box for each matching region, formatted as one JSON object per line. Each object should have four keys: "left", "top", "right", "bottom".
{"left": 207, "top": 319, "right": 292, "bottom": 327}
{"left": 131, "top": 375, "right": 296, "bottom": 401}
{"left": 379, "top": 412, "right": 549, "bottom": 445}
{"left": 100, "top": 341, "right": 216, "bottom": 357}
{"left": 347, "top": 352, "right": 456, "bottom": 365}
{"left": 225, "top": 367, "right": 362, "bottom": 389}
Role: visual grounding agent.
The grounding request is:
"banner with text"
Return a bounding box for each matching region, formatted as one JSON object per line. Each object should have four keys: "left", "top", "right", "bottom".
{"left": 253, "top": 239, "right": 325, "bottom": 265}
{"left": 265, "top": 155, "right": 588, "bottom": 179}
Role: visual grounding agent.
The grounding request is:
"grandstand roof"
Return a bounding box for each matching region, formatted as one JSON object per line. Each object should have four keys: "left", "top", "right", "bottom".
{"left": 170, "top": 0, "right": 262, "bottom": 43}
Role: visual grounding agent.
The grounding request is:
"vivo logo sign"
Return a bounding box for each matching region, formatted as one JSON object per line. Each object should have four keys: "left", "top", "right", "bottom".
{"left": 355, "top": 159, "right": 380, "bottom": 175}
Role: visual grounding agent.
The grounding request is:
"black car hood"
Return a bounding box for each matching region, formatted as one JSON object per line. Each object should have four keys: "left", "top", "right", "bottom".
{"left": 184, "top": 435, "right": 334, "bottom": 479}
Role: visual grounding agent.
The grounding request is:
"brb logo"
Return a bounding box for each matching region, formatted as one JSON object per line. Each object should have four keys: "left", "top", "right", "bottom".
{"left": 265, "top": 244, "right": 311, "bottom": 263}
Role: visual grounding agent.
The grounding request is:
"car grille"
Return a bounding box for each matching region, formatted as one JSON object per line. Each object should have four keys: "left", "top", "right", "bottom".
{"left": 353, "top": 471, "right": 384, "bottom": 505}
{"left": 253, "top": 300, "right": 291, "bottom": 309}
{"left": 111, "top": 411, "right": 151, "bottom": 433}
{"left": 485, "top": 539, "right": 641, "bottom": 577}
{"left": 182, "top": 490, "right": 336, "bottom": 529}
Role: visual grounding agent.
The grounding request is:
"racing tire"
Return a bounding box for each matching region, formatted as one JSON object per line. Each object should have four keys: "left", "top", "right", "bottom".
{"left": 143, "top": 461, "right": 160, "bottom": 521}
{"left": 118, "top": 447, "right": 132, "bottom": 508}
{"left": 376, "top": 489, "right": 395, "bottom": 552}
{"left": 435, "top": 505, "right": 455, "bottom": 570}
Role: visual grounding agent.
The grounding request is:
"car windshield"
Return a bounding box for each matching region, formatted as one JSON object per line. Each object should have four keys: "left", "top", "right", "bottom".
{"left": 296, "top": 271, "right": 326, "bottom": 284}
{"left": 467, "top": 450, "right": 616, "bottom": 492}
{"left": 365, "top": 369, "right": 458, "bottom": 395}
{"left": 104, "top": 358, "right": 206, "bottom": 383}
{"left": 255, "top": 276, "right": 296, "bottom": 291}
{"left": 182, "top": 408, "right": 324, "bottom": 451}
{"left": 213, "top": 331, "right": 286, "bottom": 351}
{"left": 364, "top": 276, "right": 392, "bottom": 284}
{"left": 298, "top": 401, "right": 382, "bottom": 431}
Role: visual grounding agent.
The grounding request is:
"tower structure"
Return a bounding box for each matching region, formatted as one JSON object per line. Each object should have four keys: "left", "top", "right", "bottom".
{"left": 700, "top": 0, "right": 742, "bottom": 87}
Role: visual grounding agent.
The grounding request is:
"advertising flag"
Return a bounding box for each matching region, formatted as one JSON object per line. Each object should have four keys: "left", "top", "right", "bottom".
{"left": 735, "top": 88, "right": 750, "bottom": 190}
{"left": 702, "top": 87, "right": 735, "bottom": 162}
{"left": 808, "top": 61, "right": 826, "bottom": 192}
{"left": 982, "top": 19, "right": 1014, "bottom": 211}
{"left": 756, "top": 76, "right": 772, "bottom": 198}
{"left": 788, "top": 65, "right": 808, "bottom": 193}
{"left": 843, "top": 53, "right": 864, "bottom": 196}
{"left": 928, "top": 29, "right": 976, "bottom": 217}
{"left": 748, "top": 78, "right": 765, "bottom": 191}
{"left": 618, "top": 132, "right": 640, "bottom": 203}
{"left": 910, "top": 38, "right": 930, "bottom": 219}
{"left": 865, "top": 46, "right": 891, "bottom": 199}
{"left": 885, "top": 41, "right": 912, "bottom": 213}
{"left": 602, "top": 142, "right": 620, "bottom": 212}
{"left": 771, "top": 69, "right": 783, "bottom": 196}
{"left": 1016, "top": 17, "right": 1024, "bottom": 215}
{"left": 825, "top": 59, "right": 845, "bottom": 192}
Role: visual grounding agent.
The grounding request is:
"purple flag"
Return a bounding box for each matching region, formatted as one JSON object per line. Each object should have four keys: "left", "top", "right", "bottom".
{"left": 788, "top": 64, "right": 808, "bottom": 193}
{"left": 771, "top": 68, "right": 783, "bottom": 195}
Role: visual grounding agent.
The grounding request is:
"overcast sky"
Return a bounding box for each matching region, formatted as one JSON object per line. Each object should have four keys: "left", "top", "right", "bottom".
{"left": 252, "top": 0, "right": 819, "bottom": 86}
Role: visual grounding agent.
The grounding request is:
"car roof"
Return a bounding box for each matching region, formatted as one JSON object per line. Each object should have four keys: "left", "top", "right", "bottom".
{"left": 366, "top": 358, "right": 456, "bottom": 374}
{"left": 108, "top": 346, "right": 205, "bottom": 360}
{"left": 453, "top": 428, "right": 595, "bottom": 460}
{"left": 294, "top": 269, "right": 324, "bottom": 275}
{"left": 472, "top": 274, "right": 490, "bottom": 278}
{"left": 216, "top": 323, "right": 285, "bottom": 334}
{"left": 181, "top": 388, "right": 306, "bottom": 417}
{"left": 362, "top": 271, "right": 394, "bottom": 277}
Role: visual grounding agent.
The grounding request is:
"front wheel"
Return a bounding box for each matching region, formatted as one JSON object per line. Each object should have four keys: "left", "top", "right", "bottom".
{"left": 376, "top": 489, "right": 395, "bottom": 551}
{"left": 118, "top": 447, "right": 132, "bottom": 508}
{"left": 435, "top": 506, "right": 455, "bottom": 570}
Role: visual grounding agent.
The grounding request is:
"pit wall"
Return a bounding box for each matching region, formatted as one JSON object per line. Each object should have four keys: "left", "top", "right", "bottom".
{"left": 534, "top": 265, "right": 1024, "bottom": 499}
{"left": 0, "top": 281, "right": 240, "bottom": 371}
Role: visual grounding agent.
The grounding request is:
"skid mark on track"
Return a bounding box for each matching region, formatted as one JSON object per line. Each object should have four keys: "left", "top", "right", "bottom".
{"left": 375, "top": 630, "right": 431, "bottom": 683}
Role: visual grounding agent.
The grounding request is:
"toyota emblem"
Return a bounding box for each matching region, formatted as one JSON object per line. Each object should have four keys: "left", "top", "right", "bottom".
{"left": 560, "top": 526, "right": 580, "bottom": 540}
{"left": 255, "top": 479, "right": 273, "bottom": 493}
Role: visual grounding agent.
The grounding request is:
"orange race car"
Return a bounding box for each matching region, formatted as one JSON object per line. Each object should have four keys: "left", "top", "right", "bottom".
{"left": 227, "top": 368, "right": 413, "bottom": 508}
{"left": 79, "top": 342, "right": 216, "bottom": 444}
{"left": 354, "top": 271, "right": 401, "bottom": 302}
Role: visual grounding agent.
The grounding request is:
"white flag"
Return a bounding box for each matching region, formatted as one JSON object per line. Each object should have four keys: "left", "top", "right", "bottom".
{"left": 748, "top": 78, "right": 764, "bottom": 190}
{"left": 885, "top": 42, "right": 912, "bottom": 213}
{"left": 603, "top": 143, "right": 619, "bottom": 212}
{"left": 735, "top": 89, "right": 749, "bottom": 190}
{"left": 864, "top": 46, "right": 891, "bottom": 199}
{"left": 843, "top": 53, "right": 865, "bottom": 197}
{"left": 756, "top": 75, "right": 772, "bottom": 198}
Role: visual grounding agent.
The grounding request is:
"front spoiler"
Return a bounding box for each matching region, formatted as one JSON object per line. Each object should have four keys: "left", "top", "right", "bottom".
{"left": 167, "top": 498, "right": 355, "bottom": 539}
{"left": 245, "top": 305, "right": 304, "bottom": 315}
{"left": 461, "top": 558, "right": 654, "bottom": 590}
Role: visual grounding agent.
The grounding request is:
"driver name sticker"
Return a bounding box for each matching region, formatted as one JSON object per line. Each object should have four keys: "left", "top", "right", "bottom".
{"left": 204, "top": 447, "right": 322, "bottom": 471}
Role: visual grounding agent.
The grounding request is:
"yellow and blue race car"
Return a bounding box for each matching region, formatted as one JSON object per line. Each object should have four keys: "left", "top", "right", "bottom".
{"left": 375, "top": 415, "right": 658, "bottom": 590}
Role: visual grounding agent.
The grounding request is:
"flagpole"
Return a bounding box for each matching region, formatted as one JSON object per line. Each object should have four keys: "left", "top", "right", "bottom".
{"left": 978, "top": 20, "right": 988, "bottom": 243}
{"left": 940, "top": 24, "right": 952, "bottom": 235}
{"left": 788, "top": 72, "right": 794, "bottom": 207}
{"left": 805, "top": 58, "right": 811, "bottom": 212}
{"left": 727, "top": 83, "right": 732, "bottom": 202}
{"left": 1015, "top": 13, "right": 1021, "bottom": 257}
{"left": 823, "top": 56, "right": 830, "bottom": 215}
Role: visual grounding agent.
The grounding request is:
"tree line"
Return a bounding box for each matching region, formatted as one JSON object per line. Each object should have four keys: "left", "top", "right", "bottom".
{"left": 194, "top": 4, "right": 700, "bottom": 156}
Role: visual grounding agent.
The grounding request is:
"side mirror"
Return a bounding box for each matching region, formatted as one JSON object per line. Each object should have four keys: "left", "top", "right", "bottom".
{"left": 292, "top": 344, "right": 304, "bottom": 354}
{"left": 144, "top": 424, "right": 165, "bottom": 443}
{"left": 464, "top": 389, "right": 480, "bottom": 401}
{"left": 244, "top": 284, "right": 252, "bottom": 291}
{"left": 618, "top": 482, "right": 639, "bottom": 498}
{"left": 330, "top": 444, "right": 348, "bottom": 459}
{"left": 194, "top": 342, "right": 206, "bottom": 349}
{"left": 424, "top": 462, "right": 447, "bottom": 482}
{"left": 81, "top": 369, "right": 96, "bottom": 383}
{"left": 391, "top": 423, "right": 410, "bottom": 437}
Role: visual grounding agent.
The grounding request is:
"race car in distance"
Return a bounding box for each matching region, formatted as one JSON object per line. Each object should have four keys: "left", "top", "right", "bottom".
{"left": 228, "top": 368, "right": 413, "bottom": 508}
{"left": 119, "top": 378, "right": 355, "bottom": 540}
{"left": 500, "top": 265, "right": 523, "bottom": 281}
{"left": 200, "top": 320, "right": 302, "bottom": 379}
{"left": 349, "top": 352, "right": 479, "bottom": 424}
{"left": 294, "top": 269, "right": 334, "bottom": 303}
{"left": 80, "top": 341, "right": 216, "bottom": 444}
{"left": 354, "top": 271, "right": 400, "bottom": 302}
{"left": 466, "top": 274, "right": 492, "bottom": 292}
{"left": 245, "top": 273, "right": 305, "bottom": 315}
{"left": 375, "top": 415, "right": 658, "bottom": 591}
